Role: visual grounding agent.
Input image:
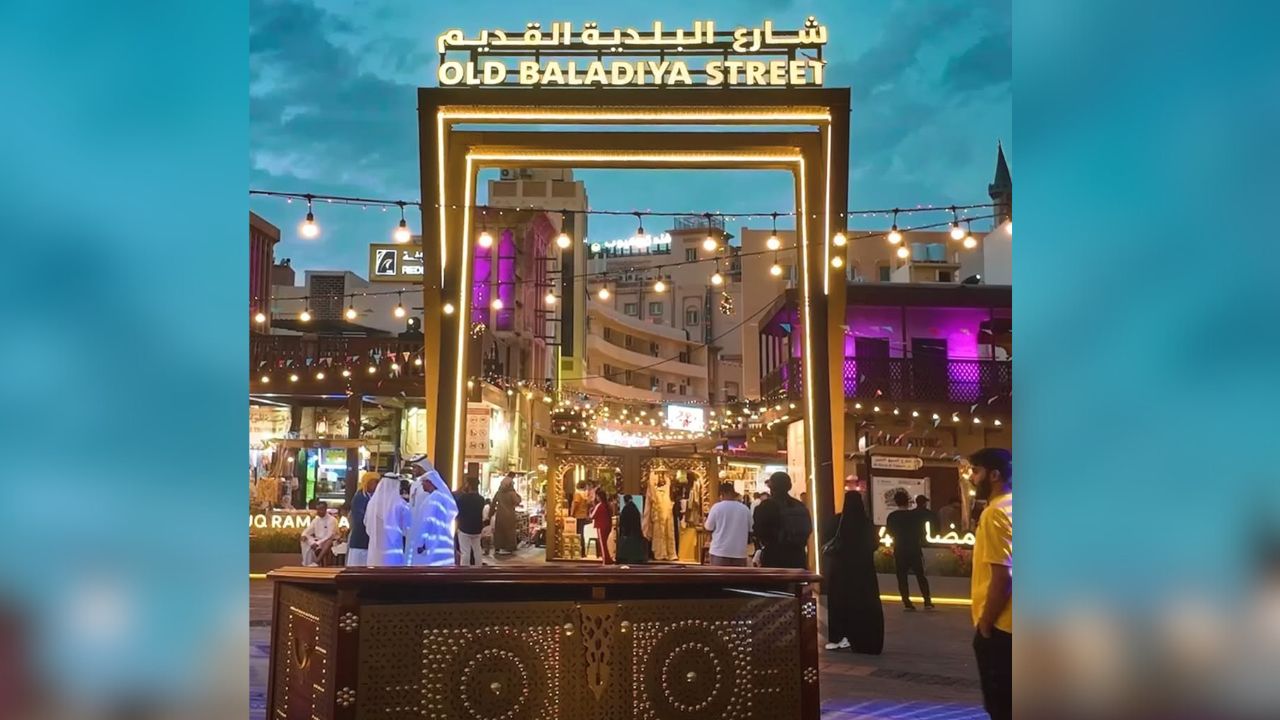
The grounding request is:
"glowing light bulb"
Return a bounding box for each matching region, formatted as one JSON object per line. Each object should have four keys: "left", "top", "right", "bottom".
{"left": 545, "top": 292, "right": 557, "bottom": 305}
{"left": 299, "top": 309, "right": 312, "bottom": 322}
{"left": 831, "top": 256, "right": 844, "bottom": 269}
{"left": 491, "top": 297, "right": 504, "bottom": 310}
{"left": 414, "top": 357, "right": 422, "bottom": 366}
{"left": 345, "top": 306, "right": 357, "bottom": 320}
{"left": 341, "top": 369, "right": 351, "bottom": 378}
{"left": 393, "top": 304, "right": 406, "bottom": 318}
{"left": 832, "top": 232, "right": 847, "bottom": 247}
{"left": 260, "top": 375, "right": 270, "bottom": 384}
{"left": 710, "top": 271, "right": 724, "bottom": 286}
{"left": 770, "top": 263, "right": 783, "bottom": 277}
{"left": 766, "top": 235, "right": 781, "bottom": 251}
{"left": 702, "top": 236, "right": 718, "bottom": 252}
{"left": 253, "top": 312, "right": 266, "bottom": 324}
{"left": 994, "top": 419, "right": 1003, "bottom": 426}
{"left": 367, "top": 366, "right": 377, "bottom": 374}
{"left": 598, "top": 287, "right": 610, "bottom": 301}
{"left": 390, "top": 363, "right": 400, "bottom": 372}
{"left": 315, "top": 371, "right": 325, "bottom": 380}
{"left": 963, "top": 235, "right": 978, "bottom": 250}
{"left": 653, "top": 279, "right": 666, "bottom": 293}
{"left": 478, "top": 230, "right": 493, "bottom": 248}
{"left": 950, "top": 223, "right": 965, "bottom": 240}
{"left": 896, "top": 246, "right": 910, "bottom": 259}
{"left": 556, "top": 232, "right": 571, "bottom": 249}
{"left": 299, "top": 212, "right": 319, "bottom": 238}
{"left": 393, "top": 219, "right": 411, "bottom": 243}
{"left": 289, "top": 373, "right": 299, "bottom": 383}
{"left": 443, "top": 302, "right": 455, "bottom": 315}
{"left": 887, "top": 227, "right": 902, "bottom": 244}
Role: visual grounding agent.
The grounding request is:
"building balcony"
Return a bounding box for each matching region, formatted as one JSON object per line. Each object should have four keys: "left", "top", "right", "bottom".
{"left": 585, "top": 334, "right": 706, "bottom": 379}
{"left": 250, "top": 334, "right": 427, "bottom": 395}
{"left": 574, "top": 375, "right": 663, "bottom": 404}
{"left": 762, "top": 357, "right": 1012, "bottom": 408}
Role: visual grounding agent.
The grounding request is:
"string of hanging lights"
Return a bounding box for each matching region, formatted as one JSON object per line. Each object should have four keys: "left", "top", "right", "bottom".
{"left": 249, "top": 189, "right": 999, "bottom": 244}
{"left": 252, "top": 211, "right": 1001, "bottom": 325}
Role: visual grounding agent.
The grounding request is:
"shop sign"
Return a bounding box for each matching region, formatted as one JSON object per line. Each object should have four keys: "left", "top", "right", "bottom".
{"left": 250, "top": 512, "right": 350, "bottom": 533}
{"left": 595, "top": 428, "right": 651, "bottom": 447}
{"left": 369, "top": 244, "right": 425, "bottom": 282}
{"left": 436, "top": 19, "right": 829, "bottom": 88}
{"left": 871, "top": 455, "right": 923, "bottom": 471}
{"left": 879, "top": 523, "right": 975, "bottom": 548}
{"left": 465, "top": 403, "right": 492, "bottom": 460}
{"left": 867, "top": 430, "right": 942, "bottom": 449}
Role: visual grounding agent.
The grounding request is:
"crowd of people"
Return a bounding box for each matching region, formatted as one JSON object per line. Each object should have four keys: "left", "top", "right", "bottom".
{"left": 818, "top": 447, "right": 1013, "bottom": 720}
{"left": 293, "top": 449, "right": 1012, "bottom": 720}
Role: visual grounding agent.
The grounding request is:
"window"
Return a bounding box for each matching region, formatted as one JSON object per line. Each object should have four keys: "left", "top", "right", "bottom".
{"left": 679, "top": 385, "right": 687, "bottom": 396}
{"left": 937, "top": 270, "right": 952, "bottom": 283}
{"left": 725, "top": 382, "right": 739, "bottom": 402}
{"left": 685, "top": 308, "right": 699, "bottom": 325}
{"left": 650, "top": 377, "right": 660, "bottom": 391}
{"left": 685, "top": 248, "right": 697, "bottom": 262}
{"left": 649, "top": 341, "right": 659, "bottom": 356}
{"left": 878, "top": 265, "right": 891, "bottom": 282}
{"left": 604, "top": 327, "right": 615, "bottom": 342}
{"left": 648, "top": 302, "right": 663, "bottom": 316}
{"left": 624, "top": 303, "right": 638, "bottom": 316}
{"left": 678, "top": 351, "right": 690, "bottom": 363}
{"left": 667, "top": 383, "right": 677, "bottom": 393}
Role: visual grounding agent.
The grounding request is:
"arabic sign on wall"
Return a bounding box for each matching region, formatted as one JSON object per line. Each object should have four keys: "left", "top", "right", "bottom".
{"left": 436, "top": 18, "right": 829, "bottom": 88}
{"left": 871, "top": 455, "right": 924, "bottom": 471}
{"left": 369, "top": 244, "right": 425, "bottom": 283}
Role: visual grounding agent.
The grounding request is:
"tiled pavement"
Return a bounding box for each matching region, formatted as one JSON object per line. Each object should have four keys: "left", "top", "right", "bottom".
{"left": 251, "top": 559, "right": 985, "bottom": 719}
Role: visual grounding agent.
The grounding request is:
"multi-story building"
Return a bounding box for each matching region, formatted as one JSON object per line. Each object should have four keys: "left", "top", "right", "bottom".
{"left": 586, "top": 215, "right": 745, "bottom": 402}
{"left": 250, "top": 212, "right": 280, "bottom": 332}
{"left": 578, "top": 299, "right": 710, "bottom": 404}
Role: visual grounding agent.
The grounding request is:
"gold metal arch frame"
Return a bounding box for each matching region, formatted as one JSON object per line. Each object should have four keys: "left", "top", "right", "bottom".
{"left": 419, "top": 88, "right": 851, "bottom": 572}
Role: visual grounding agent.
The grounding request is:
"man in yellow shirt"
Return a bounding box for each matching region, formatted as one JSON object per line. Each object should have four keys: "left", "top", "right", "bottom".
{"left": 968, "top": 448, "right": 1012, "bottom": 720}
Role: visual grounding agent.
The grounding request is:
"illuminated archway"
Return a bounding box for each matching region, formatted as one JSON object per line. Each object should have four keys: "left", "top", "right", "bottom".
{"left": 418, "top": 89, "right": 851, "bottom": 571}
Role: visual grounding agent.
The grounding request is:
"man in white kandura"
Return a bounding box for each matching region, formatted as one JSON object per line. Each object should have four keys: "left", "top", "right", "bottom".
{"left": 365, "top": 473, "right": 413, "bottom": 567}
{"left": 300, "top": 501, "right": 337, "bottom": 567}
{"left": 406, "top": 455, "right": 459, "bottom": 567}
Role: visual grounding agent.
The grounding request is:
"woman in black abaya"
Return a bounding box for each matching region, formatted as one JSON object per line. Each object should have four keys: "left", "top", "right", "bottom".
{"left": 823, "top": 491, "right": 884, "bottom": 654}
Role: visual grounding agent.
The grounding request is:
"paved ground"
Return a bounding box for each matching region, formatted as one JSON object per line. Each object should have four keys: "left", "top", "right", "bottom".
{"left": 251, "top": 550, "right": 985, "bottom": 719}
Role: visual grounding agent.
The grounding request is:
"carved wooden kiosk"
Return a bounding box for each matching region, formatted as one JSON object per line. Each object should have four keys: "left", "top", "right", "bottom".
{"left": 267, "top": 565, "right": 821, "bottom": 720}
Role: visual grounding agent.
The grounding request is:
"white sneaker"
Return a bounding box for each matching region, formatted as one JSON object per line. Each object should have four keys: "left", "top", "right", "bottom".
{"left": 824, "top": 638, "right": 851, "bottom": 651}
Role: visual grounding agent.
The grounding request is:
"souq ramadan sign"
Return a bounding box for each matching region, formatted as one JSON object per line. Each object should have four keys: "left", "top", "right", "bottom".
{"left": 436, "top": 18, "right": 829, "bottom": 88}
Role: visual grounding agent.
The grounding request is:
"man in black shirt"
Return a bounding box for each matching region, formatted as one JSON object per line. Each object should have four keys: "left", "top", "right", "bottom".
{"left": 885, "top": 489, "right": 933, "bottom": 610}
{"left": 752, "top": 472, "right": 812, "bottom": 569}
{"left": 455, "top": 478, "right": 487, "bottom": 566}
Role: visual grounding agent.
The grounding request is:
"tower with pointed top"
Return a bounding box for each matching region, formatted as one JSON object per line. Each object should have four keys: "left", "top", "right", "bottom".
{"left": 989, "top": 142, "right": 1012, "bottom": 226}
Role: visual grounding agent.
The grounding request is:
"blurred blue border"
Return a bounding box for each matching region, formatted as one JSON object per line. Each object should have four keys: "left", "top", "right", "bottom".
{"left": 1017, "top": 0, "right": 1280, "bottom": 613}
{"left": 0, "top": 0, "right": 247, "bottom": 702}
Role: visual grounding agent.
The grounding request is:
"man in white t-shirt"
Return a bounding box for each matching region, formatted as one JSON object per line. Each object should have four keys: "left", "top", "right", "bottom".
{"left": 704, "top": 482, "right": 752, "bottom": 566}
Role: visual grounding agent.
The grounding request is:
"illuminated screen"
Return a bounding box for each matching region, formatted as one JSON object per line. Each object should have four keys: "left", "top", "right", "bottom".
{"left": 664, "top": 404, "right": 706, "bottom": 432}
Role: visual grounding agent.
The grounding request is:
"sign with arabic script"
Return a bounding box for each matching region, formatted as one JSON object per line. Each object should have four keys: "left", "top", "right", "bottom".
{"left": 436, "top": 18, "right": 829, "bottom": 88}
{"left": 368, "top": 244, "right": 425, "bottom": 282}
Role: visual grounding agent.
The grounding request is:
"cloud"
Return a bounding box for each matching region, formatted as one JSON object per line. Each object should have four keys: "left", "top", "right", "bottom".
{"left": 941, "top": 29, "right": 1012, "bottom": 93}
